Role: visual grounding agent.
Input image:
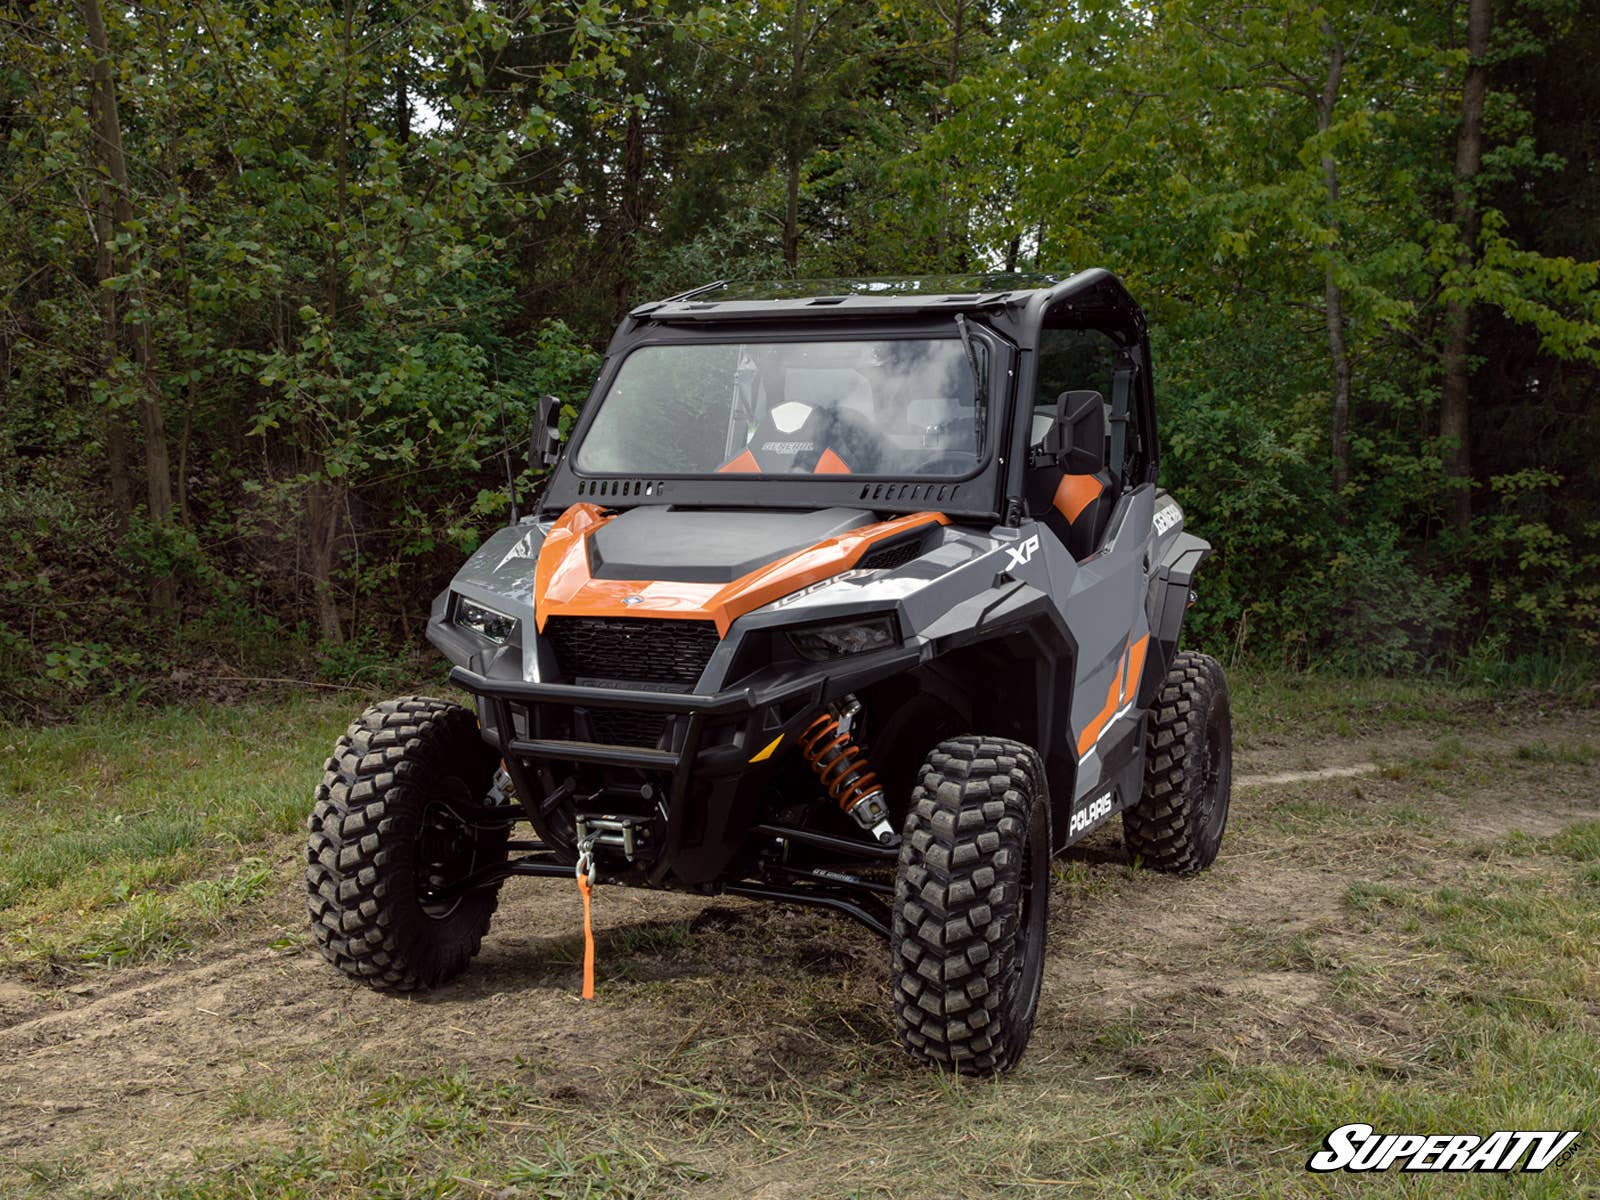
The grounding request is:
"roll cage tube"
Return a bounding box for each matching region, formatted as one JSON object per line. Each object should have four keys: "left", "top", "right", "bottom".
{"left": 540, "top": 321, "right": 1018, "bottom": 522}
{"left": 1004, "top": 289, "right": 1158, "bottom": 521}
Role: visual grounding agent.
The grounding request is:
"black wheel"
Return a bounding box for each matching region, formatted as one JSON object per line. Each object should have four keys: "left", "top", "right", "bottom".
{"left": 1123, "top": 651, "right": 1232, "bottom": 874}
{"left": 306, "top": 696, "right": 509, "bottom": 990}
{"left": 891, "top": 736, "right": 1050, "bottom": 1075}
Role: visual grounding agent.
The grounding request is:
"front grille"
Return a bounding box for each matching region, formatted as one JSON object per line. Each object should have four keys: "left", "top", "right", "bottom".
{"left": 588, "top": 709, "right": 668, "bottom": 748}
{"left": 545, "top": 616, "right": 719, "bottom": 690}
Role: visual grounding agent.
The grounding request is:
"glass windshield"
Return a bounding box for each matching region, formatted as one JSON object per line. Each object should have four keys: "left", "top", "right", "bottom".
{"left": 574, "top": 339, "right": 985, "bottom": 478}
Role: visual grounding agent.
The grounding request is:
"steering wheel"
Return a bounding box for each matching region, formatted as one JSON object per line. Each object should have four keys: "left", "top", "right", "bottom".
{"left": 820, "top": 407, "right": 890, "bottom": 474}
{"left": 903, "top": 450, "right": 976, "bottom": 477}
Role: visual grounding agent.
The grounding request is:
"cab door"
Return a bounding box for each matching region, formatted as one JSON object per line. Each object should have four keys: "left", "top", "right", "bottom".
{"left": 1028, "top": 324, "right": 1160, "bottom": 820}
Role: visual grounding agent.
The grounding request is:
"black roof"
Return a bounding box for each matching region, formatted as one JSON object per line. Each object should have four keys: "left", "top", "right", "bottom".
{"left": 629, "top": 269, "right": 1144, "bottom": 329}
{"left": 691, "top": 273, "right": 1068, "bottom": 301}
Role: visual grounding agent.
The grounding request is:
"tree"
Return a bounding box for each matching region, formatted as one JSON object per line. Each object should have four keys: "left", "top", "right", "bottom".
{"left": 1439, "top": 0, "right": 1491, "bottom": 533}
{"left": 81, "top": 0, "right": 177, "bottom": 611}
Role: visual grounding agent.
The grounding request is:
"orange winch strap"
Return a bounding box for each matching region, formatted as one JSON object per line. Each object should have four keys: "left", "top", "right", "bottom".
{"left": 577, "top": 873, "right": 595, "bottom": 1000}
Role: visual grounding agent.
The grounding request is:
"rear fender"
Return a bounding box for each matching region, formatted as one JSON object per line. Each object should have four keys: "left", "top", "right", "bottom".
{"left": 1140, "top": 531, "right": 1211, "bottom": 703}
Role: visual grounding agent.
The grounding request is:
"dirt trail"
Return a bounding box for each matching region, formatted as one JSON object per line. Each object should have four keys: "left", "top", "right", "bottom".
{"left": 2, "top": 708, "right": 1596, "bottom": 1188}
{"left": 1236, "top": 763, "right": 1376, "bottom": 787}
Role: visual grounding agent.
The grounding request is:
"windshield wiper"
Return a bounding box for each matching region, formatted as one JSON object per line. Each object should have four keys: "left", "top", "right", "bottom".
{"left": 954, "top": 314, "right": 985, "bottom": 451}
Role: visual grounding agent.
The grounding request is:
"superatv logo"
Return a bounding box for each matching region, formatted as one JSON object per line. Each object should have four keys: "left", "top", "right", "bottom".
{"left": 1069, "top": 789, "right": 1113, "bottom": 836}
{"left": 1307, "top": 1125, "right": 1580, "bottom": 1173}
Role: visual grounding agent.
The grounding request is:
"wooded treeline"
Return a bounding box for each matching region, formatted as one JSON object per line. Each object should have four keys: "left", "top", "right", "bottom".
{"left": 2, "top": 0, "right": 1597, "bottom": 705}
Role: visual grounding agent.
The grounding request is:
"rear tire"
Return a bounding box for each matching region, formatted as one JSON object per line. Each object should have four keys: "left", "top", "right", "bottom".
{"left": 306, "top": 697, "right": 508, "bottom": 990}
{"left": 891, "top": 736, "right": 1050, "bottom": 1075}
{"left": 1123, "top": 651, "right": 1231, "bottom": 874}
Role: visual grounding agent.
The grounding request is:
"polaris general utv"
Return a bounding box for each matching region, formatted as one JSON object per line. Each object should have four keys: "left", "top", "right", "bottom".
{"left": 306, "top": 272, "right": 1231, "bottom": 1074}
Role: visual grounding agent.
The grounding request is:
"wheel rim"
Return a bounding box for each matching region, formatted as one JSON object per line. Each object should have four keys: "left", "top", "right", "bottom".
{"left": 1005, "top": 807, "right": 1049, "bottom": 1031}
{"left": 1194, "top": 708, "right": 1231, "bottom": 853}
{"left": 416, "top": 775, "right": 479, "bottom": 920}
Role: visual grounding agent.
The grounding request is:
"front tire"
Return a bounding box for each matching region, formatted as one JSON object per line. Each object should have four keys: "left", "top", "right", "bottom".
{"left": 306, "top": 696, "right": 508, "bottom": 990}
{"left": 1123, "top": 651, "right": 1232, "bottom": 874}
{"left": 891, "top": 736, "right": 1050, "bottom": 1075}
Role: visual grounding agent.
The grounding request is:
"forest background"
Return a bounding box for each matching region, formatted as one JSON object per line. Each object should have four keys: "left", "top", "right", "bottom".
{"left": 3, "top": 0, "right": 1597, "bottom": 713}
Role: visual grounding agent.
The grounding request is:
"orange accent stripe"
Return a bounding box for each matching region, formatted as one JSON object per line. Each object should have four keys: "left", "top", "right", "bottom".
{"left": 533, "top": 506, "right": 949, "bottom": 637}
{"left": 815, "top": 448, "right": 851, "bottom": 474}
{"left": 718, "top": 449, "right": 760, "bottom": 473}
{"left": 1075, "top": 632, "right": 1152, "bottom": 758}
{"left": 1076, "top": 640, "right": 1128, "bottom": 758}
{"left": 1122, "top": 634, "right": 1149, "bottom": 706}
{"left": 1053, "top": 474, "right": 1103, "bottom": 524}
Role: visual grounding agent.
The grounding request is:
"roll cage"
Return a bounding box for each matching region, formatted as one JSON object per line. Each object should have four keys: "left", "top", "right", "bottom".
{"left": 539, "top": 270, "right": 1159, "bottom": 523}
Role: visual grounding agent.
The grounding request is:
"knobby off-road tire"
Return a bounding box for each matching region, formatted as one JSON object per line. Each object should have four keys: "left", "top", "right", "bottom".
{"left": 1123, "top": 651, "right": 1232, "bottom": 874}
{"left": 306, "top": 696, "right": 508, "bottom": 990}
{"left": 891, "top": 736, "right": 1050, "bottom": 1075}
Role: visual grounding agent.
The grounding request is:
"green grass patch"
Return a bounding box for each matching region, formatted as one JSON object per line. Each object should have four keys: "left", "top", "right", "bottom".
{"left": 0, "top": 695, "right": 357, "bottom": 965}
{"left": 67, "top": 1066, "right": 710, "bottom": 1200}
{"left": 1227, "top": 668, "right": 1486, "bottom": 744}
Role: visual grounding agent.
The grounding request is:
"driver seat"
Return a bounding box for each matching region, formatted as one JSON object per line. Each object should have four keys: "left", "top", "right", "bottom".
{"left": 1028, "top": 390, "right": 1114, "bottom": 561}
{"left": 1048, "top": 471, "right": 1112, "bottom": 560}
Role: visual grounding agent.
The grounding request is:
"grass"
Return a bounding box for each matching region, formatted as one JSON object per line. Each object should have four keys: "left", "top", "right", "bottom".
{"left": 0, "top": 694, "right": 357, "bottom": 967}
{"left": 2, "top": 674, "right": 1599, "bottom": 1197}
{"left": 1226, "top": 667, "right": 1485, "bottom": 744}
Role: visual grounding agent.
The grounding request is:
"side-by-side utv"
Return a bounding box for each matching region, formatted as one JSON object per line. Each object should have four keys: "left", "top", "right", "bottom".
{"left": 305, "top": 272, "right": 1231, "bottom": 1074}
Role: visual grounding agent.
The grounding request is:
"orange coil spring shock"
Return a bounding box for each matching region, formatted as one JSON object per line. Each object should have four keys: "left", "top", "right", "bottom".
{"left": 799, "top": 711, "right": 881, "bottom": 814}
{"left": 798, "top": 705, "right": 898, "bottom": 845}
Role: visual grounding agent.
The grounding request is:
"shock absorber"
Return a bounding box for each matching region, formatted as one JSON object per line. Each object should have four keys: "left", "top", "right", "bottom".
{"left": 798, "top": 697, "right": 898, "bottom": 846}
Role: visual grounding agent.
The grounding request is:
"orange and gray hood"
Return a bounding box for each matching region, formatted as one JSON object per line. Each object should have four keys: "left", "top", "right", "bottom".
{"left": 531, "top": 504, "right": 947, "bottom": 636}
{"left": 424, "top": 503, "right": 1051, "bottom": 679}
{"left": 428, "top": 500, "right": 1114, "bottom": 704}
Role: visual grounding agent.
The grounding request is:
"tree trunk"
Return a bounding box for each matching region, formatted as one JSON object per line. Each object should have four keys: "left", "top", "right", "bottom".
{"left": 304, "top": 0, "right": 358, "bottom": 646}
{"left": 1317, "top": 23, "right": 1352, "bottom": 499}
{"left": 329, "top": 0, "right": 355, "bottom": 319}
{"left": 1441, "top": 0, "right": 1491, "bottom": 534}
{"left": 306, "top": 478, "right": 345, "bottom": 645}
{"left": 783, "top": 146, "right": 800, "bottom": 269}
{"left": 90, "top": 180, "right": 133, "bottom": 532}
{"left": 82, "top": 0, "right": 175, "bottom": 606}
{"left": 614, "top": 105, "right": 646, "bottom": 319}
{"left": 394, "top": 28, "right": 411, "bottom": 145}
{"left": 106, "top": 412, "right": 132, "bottom": 534}
{"left": 941, "top": 0, "right": 968, "bottom": 267}
{"left": 782, "top": 0, "right": 806, "bottom": 270}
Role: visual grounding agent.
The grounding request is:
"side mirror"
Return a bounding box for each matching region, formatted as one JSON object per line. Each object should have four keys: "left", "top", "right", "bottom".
{"left": 532, "top": 394, "right": 564, "bottom": 469}
{"left": 1040, "top": 389, "right": 1107, "bottom": 475}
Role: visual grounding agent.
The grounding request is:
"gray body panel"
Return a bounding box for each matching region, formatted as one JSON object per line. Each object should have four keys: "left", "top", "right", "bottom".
{"left": 429, "top": 481, "right": 1207, "bottom": 854}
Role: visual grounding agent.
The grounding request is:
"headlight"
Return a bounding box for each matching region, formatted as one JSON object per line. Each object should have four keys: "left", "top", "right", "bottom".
{"left": 787, "top": 614, "right": 897, "bottom": 661}
{"left": 454, "top": 597, "right": 518, "bottom": 644}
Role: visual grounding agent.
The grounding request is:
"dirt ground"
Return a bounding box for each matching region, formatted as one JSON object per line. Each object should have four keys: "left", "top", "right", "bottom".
{"left": 2, "top": 705, "right": 1598, "bottom": 1197}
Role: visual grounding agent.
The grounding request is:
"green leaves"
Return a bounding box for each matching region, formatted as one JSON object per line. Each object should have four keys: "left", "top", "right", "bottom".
{"left": 1, "top": 0, "right": 1597, "bottom": 683}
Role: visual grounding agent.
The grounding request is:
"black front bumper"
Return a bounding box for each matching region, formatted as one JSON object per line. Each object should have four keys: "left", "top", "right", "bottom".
{"left": 450, "top": 654, "right": 914, "bottom": 885}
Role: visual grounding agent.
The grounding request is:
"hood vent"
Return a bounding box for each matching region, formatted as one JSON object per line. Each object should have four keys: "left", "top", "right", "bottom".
{"left": 858, "top": 534, "right": 928, "bottom": 572}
